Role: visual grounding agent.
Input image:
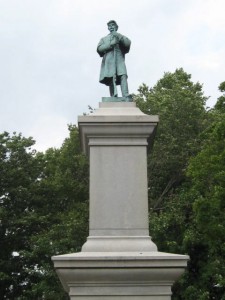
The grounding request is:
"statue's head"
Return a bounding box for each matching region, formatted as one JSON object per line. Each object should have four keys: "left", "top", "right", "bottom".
{"left": 107, "top": 20, "right": 118, "bottom": 32}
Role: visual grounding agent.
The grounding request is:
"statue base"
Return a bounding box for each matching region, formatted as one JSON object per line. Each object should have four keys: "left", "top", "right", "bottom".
{"left": 52, "top": 251, "right": 189, "bottom": 299}
{"left": 102, "top": 96, "right": 132, "bottom": 102}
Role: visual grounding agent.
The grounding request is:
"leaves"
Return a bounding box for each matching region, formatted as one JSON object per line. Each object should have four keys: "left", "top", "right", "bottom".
{"left": 0, "top": 126, "right": 89, "bottom": 299}
{"left": 135, "top": 68, "right": 208, "bottom": 208}
{"left": 148, "top": 83, "right": 225, "bottom": 299}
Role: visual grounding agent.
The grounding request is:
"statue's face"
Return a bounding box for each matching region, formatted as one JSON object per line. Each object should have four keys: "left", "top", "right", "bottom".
{"left": 108, "top": 22, "right": 117, "bottom": 32}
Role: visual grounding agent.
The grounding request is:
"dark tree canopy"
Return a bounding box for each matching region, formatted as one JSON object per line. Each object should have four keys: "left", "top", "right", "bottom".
{"left": 0, "top": 126, "right": 89, "bottom": 299}
{"left": 147, "top": 80, "right": 225, "bottom": 299}
{"left": 134, "top": 68, "right": 208, "bottom": 209}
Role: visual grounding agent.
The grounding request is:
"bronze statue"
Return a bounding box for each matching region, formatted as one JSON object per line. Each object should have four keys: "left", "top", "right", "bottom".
{"left": 97, "top": 20, "right": 132, "bottom": 100}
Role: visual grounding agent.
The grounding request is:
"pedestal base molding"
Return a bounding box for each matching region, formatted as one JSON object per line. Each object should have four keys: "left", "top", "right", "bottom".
{"left": 52, "top": 251, "right": 188, "bottom": 299}
{"left": 81, "top": 236, "right": 158, "bottom": 252}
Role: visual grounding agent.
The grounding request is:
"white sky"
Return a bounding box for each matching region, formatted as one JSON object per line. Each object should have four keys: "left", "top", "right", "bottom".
{"left": 0, "top": 0, "right": 225, "bottom": 151}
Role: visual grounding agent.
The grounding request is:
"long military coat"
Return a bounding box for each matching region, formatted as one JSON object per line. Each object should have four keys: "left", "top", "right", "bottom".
{"left": 97, "top": 32, "right": 131, "bottom": 86}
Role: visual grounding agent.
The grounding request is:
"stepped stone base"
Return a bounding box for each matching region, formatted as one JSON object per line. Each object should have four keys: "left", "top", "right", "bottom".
{"left": 52, "top": 251, "right": 188, "bottom": 299}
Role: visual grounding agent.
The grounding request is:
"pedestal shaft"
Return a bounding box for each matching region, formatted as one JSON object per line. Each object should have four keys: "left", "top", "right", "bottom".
{"left": 78, "top": 102, "right": 158, "bottom": 252}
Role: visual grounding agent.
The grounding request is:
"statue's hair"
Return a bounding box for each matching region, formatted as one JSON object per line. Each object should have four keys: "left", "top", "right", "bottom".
{"left": 107, "top": 20, "right": 119, "bottom": 30}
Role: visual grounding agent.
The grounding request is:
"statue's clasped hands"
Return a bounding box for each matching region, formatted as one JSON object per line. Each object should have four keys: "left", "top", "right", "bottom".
{"left": 110, "top": 32, "right": 121, "bottom": 46}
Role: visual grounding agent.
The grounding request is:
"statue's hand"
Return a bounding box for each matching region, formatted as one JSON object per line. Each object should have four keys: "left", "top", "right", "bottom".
{"left": 112, "top": 32, "right": 122, "bottom": 41}
{"left": 110, "top": 38, "right": 118, "bottom": 47}
{"left": 110, "top": 34, "right": 120, "bottom": 47}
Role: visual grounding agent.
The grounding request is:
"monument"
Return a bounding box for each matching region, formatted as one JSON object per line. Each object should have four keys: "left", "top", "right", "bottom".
{"left": 52, "top": 21, "right": 188, "bottom": 299}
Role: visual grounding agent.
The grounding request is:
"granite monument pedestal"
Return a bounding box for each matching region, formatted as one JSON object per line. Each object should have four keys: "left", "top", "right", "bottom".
{"left": 52, "top": 101, "right": 188, "bottom": 299}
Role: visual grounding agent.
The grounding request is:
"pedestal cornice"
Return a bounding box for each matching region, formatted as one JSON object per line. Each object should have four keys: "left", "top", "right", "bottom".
{"left": 78, "top": 102, "right": 159, "bottom": 155}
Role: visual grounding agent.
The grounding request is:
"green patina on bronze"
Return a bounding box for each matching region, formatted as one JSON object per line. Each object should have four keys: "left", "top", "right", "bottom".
{"left": 97, "top": 20, "right": 132, "bottom": 102}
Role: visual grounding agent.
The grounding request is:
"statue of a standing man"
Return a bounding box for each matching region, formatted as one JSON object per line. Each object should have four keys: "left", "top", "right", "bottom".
{"left": 97, "top": 20, "right": 132, "bottom": 100}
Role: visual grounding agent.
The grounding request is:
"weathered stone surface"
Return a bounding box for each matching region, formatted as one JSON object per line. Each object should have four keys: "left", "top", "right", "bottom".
{"left": 78, "top": 102, "right": 158, "bottom": 156}
{"left": 52, "top": 251, "right": 189, "bottom": 299}
{"left": 79, "top": 102, "right": 158, "bottom": 252}
{"left": 52, "top": 102, "right": 189, "bottom": 299}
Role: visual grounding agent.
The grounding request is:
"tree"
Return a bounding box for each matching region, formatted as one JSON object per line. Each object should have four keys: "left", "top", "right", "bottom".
{"left": 134, "top": 68, "right": 208, "bottom": 209}
{"left": 0, "top": 132, "right": 44, "bottom": 298}
{"left": 214, "top": 81, "right": 225, "bottom": 113}
{"left": 23, "top": 125, "right": 89, "bottom": 299}
{"left": 182, "top": 88, "right": 225, "bottom": 300}
{"left": 0, "top": 126, "right": 89, "bottom": 299}
{"left": 149, "top": 83, "right": 225, "bottom": 299}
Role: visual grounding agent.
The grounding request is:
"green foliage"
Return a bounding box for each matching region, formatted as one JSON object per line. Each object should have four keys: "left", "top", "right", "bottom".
{"left": 214, "top": 81, "right": 225, "bottom": 113}
{"left": 184, "top": 105, "right": 225, "bottom": 299}
{"left": 148, "top": 83, "right": 225, "bottom": 299}
{"left": 0, "top": 126, "right": 89, "bottom": 299}
{"left": 0, "top": 132, "right": 43, "bottom": 298}
{"left": 134, "top": 68, "right": 208, "bottom": 209}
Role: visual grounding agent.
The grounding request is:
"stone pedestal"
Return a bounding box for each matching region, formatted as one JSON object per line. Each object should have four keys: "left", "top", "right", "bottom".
{"left": 52, "top": 101, "right": 189, "bottom": 299}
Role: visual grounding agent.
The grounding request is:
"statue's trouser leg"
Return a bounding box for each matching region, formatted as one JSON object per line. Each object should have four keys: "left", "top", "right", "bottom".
{"left": 120, "top": 74, "right": 129, "bottom": 97}
{"left": 109, "top": 80, "right": 114, "bottom": 96}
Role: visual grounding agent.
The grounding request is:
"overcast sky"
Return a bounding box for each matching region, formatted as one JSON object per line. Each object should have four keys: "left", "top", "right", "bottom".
{"left": 0, "top": 0, "right": 225, "bottom": 151}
